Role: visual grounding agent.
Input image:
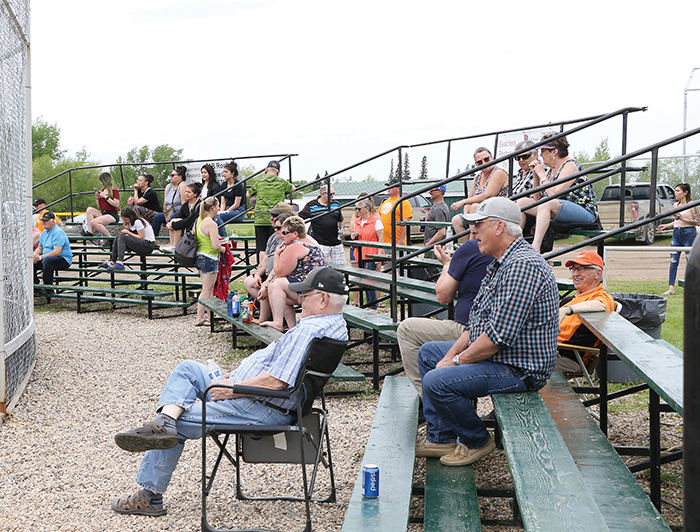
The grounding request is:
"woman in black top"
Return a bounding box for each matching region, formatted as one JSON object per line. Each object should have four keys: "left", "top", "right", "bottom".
{"left": 131, "top": 173, "right": 163, "bottom": 223}
{"left": 160, "top": 182, "right": 203, "bottom": 253}
{"left": 217, "top": 161, "right": 247, "bottom": 228}
{"left": 200, "top": 164, "right": 220, "bottom": 200}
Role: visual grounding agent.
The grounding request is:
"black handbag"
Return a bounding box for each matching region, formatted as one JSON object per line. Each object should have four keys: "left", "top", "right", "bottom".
{"left": 174, "top": 229, "right": 196, "bottom": 266}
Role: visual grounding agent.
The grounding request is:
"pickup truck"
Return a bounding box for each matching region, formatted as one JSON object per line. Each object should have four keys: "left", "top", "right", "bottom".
{"left": 597, "top": 183, "right": 676, "bottom": 244}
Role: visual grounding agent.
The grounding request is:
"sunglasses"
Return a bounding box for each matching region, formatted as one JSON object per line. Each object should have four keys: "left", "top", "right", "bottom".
{"left": 514, "top": 152, "right": 532, "bottom": 161}
{"left": 273, "top": 225, "right": 283, "bottom": 230}
{"left": 281, "top": 230, "right": 293, "bottom": 235}
{"left": 569, "top": 265, "right": 599, "bottom": 273}
{"left": 355, "top": 207, "right": 364, "bottom": 211}
{"left": 475, "top": 156, "right": 491, "bottom": 165}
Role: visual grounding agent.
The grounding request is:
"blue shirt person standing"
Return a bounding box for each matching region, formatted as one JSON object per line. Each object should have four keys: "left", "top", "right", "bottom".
{"left": 33, "top": 211, "right": 73, "bottom": 295}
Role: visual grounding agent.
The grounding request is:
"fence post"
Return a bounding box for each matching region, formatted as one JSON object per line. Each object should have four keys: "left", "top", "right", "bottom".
{"left": 684, "top": 234, "right": 700, "bottom": 530}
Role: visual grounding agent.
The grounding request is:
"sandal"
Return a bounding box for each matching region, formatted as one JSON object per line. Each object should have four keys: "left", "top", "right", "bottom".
{"left": 194, "top": 320, "right": 211, "bottom": 327}
{"left": 112, "top": 490, "right": 166, "bottom": 516}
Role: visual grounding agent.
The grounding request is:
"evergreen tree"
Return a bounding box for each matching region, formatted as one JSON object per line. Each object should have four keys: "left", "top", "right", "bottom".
{"left": 389, "top": 159, "right": 395, "bottom": 179}
{"left": 397, "top": 152, "right": 403, "bottom": 179}
{"left": 420, "top": 156, "right": 428, "bottom": 179}
{"left": 403, "top": 153, "right": 411, "bottom": 180}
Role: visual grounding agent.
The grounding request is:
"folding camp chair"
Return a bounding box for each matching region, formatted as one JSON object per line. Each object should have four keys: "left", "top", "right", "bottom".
{"left": 199, "top": 336, "right": 348, "bottom": 532}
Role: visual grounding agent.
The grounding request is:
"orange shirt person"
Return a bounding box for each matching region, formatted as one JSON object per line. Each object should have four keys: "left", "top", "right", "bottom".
{"left": 378, "top": 179, "right": 412, "bottom": 245}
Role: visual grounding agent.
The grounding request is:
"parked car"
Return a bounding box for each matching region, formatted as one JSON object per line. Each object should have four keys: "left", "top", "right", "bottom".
{"left": 597, "top": 183, "right": 676, "bottom": 244}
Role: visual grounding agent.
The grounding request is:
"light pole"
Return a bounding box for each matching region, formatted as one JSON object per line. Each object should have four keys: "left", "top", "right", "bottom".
{"left": 683, "top": 68, "right": 700, "bottom": 181}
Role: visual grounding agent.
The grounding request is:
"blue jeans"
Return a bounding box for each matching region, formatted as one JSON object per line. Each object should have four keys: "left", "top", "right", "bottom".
{"left": 418, "top": 341, "right": 527, "bottom": 448}
{"left": 135, "top": 360, "right": 292, "bottom": 494}
{"left": 553, "top": 200, "right": 597, "bottom": 224}
{"left": 218, "top": 207, "right": 246, "bottom": 237}
{"left": 669, "top": 226, "right": 698, "bottom": 286}
{"left": 364, "top": 261, "right": 378, "bottom": 308}
{"left": 151, "top": 212, "right": 167, "bottom": 238}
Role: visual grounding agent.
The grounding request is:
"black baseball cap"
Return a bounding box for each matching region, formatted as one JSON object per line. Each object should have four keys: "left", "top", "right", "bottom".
{"left": 266, "top": 160, "right": 281, "bottom": 171}
{"left": 33, "top": 198, "right": 46, "bottom": 207}
{"left": 40, "top": 211, "right": 56, "bottom": 221}
{"left": 288, "top": 267, "right": 348, "bottom": 295}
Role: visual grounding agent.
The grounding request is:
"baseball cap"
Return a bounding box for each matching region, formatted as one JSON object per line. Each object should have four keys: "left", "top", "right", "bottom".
{"left": 565, "top": 250, "right": 604, "bottom": 269}
{"left": 288, "top": 266, "right": 349, "bottom": 295}
{"left": 266, "top": 160, "right": 281, "bottom": 171}
{"left": 33, "top": 198, "right": 46, "bottom": 207}
{"left": 462, "top": 197, "right": 521, "bottom": 225}
{"left": 40, "top": 211, "right": 56, "bottom": 221}
{"left": 430, "top": 185, "right": 446, "bottom": 193}
{"left": 385, "top": 178, "right": 401, "bottom": 187}
{"left": 267, "top": 202, "right": 294, "bottom": 216}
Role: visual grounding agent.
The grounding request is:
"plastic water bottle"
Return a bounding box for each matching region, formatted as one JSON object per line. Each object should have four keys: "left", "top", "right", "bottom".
{"left": 445, "top": 227, "right": 454, "bottom": 254}
{"left": 227, "top": 290, "right": 235, "bottom": 317}
{"left": 207, "top": 359, "right": 224, "bottom": 382}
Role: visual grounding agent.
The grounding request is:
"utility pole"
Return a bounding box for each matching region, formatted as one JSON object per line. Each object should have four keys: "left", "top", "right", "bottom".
{"left": 682, "top": 68, "right": 700, "bottom": 181}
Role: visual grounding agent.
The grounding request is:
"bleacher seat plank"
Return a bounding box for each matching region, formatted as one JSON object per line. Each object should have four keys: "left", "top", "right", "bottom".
{"left": 424, "top": 458, "right": 481, "bottom": 532}
{"left": 492, "top": 390, "right": 609, "bottom": 531}
{"left": 542, "top": 372, "right": 671, "bottom": 532}
{"left": 341, "top": 376, "right": 419, "bottom": 532}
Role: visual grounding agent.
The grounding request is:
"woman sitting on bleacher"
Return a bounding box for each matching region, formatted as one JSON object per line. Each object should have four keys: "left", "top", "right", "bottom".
{"left": 519, "top": 133, "right": 598, "bottom": 253}
{"left": 194, "top": 197, "right": 226, "bottom": 327}
{"left": 160, "top": 182, "right": 202, "bottom": 254}
{"left": 100, "top": 207, "right": 156, "bottom": 271}
{"left": 131, "top": 174, "right": 163, "bottom": 223}
{"left": 259, "top": 216, "right": 326, "bottom": 332}
{"left": 84, "top": 172, "right": 120, "bottom": 245}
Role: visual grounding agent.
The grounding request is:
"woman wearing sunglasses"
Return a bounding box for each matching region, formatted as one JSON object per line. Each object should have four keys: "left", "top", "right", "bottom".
{"left": 350, "top": 198, "right": 384, "bottom": 308}
{"left": 451, "top": 147, "right": 509, "bottom": 240}
{"left": 259, "top": 216, "right": 326, "bottom": 332}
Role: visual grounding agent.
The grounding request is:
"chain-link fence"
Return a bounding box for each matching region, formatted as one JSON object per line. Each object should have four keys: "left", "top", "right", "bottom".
{"left": 1, "top": 0, "right": 34, "bottom": 417}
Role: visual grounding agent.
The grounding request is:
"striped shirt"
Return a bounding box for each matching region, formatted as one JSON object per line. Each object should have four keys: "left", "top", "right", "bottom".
{"left": 467, "top": 236, "right": 559, "bottom": 386}
{"left": 231, "top": 312, "right": 348, "bottom": 410}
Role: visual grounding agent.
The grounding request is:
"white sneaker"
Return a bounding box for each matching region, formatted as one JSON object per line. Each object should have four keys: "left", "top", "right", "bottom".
{"left": 160, "top": 245, "right": 175, "bottom": 253}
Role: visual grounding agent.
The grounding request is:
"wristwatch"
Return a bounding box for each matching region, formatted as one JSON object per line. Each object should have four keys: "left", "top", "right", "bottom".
{"left": 452, "top": 354, "right": 460, "bottom": 366}
{"left": 565, "top": 305, "right": 574, "bottom": 315}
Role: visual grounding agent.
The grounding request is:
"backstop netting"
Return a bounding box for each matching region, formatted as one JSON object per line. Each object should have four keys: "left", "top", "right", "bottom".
{"left": 1, "top": 0, "right": 34, "bottom": 417}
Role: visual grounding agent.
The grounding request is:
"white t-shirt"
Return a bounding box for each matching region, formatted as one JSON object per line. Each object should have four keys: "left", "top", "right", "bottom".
{"left": 358, "top": 217, "right": 384, "bottom": 232}
{"left": 132, "top": 219, "right": 156, "bottom": 242}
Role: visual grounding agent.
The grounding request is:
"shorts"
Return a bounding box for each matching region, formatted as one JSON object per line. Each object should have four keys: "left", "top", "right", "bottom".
{"left": 552, "top": 200, "right": 596, "bottom": 224}
{"left": 101, "top": 210, "right": 120, "bottom": 223}
{"left": 318, "top": 244, "right": 346, "bottom": 264}
{"left": 196, "top": 254, "right": 219, "bottom": 274}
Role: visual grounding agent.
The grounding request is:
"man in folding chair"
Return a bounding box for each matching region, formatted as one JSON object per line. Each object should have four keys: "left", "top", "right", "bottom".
{"left": 111, "top": 266, "right": 348, "bottom": 517}
{"left": 555, "top": 250, "right": 616, "bottom": 375}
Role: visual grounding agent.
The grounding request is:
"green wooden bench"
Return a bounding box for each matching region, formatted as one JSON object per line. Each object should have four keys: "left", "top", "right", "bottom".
{"left": 341, "top": 376, "right": 420, "bottom": 532}
{"left": 198, "top": 297, "right": 364, "bottom": 384}
{"left": 579, "top": 310, "right": 683, "bottom": 510}
{"left": 492, "top": 385, "right": 611, "bottom": 531}
{"left": 424, "top": 458, "right": 481, "bottom": 532}
{"left": 541, "top": 372, "right": 671, "bottom": 532}
{"left": 33, "top": 283, "right": 187, "bottom": 319}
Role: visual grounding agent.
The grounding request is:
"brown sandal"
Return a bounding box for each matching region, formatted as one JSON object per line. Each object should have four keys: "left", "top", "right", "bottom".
{"left": 111, "top": 490, "right": 166, "bottom": 516}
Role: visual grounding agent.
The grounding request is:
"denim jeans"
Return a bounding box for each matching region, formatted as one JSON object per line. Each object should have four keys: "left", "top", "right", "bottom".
{"left": 669, "top": 226, "right": 698, "bottom": 286}
{"left": 218, "top": 207, "right": 246, "bottom": 237}
{"left": 151, "top": 212, "right": 167, "bottom": 238}
{"left": 34, "top": 255, "right": 70, "bottom": 285}
{"left": 363, "top": 261, "right": 378, "bottom": 308}
{"left": 418, "top": 341, "right": 527, "bottom": 448}
{"left": 135, "top": 360, "right": 292, "bottom": 494}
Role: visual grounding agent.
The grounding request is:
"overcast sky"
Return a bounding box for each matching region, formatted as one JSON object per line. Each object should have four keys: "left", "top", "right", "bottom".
{"left": 29, "top": 0, "right": 700, "bottom": 182}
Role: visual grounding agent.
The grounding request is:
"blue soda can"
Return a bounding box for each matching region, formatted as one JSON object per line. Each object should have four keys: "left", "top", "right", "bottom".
{"left": 362, "top": 464, "right": 379, "bottom": 498}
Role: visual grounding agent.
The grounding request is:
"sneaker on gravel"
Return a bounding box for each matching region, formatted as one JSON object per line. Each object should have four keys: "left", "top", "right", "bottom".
{"left": 111, "top": 490, "right": 166, "bottom": 516}
{"left": 415, "top": 439, "right": 457, "bottom": 458}
{"left": 108, "top": 263, "right": 125, "bottom": 271}
{"left": 100, "top": 261, "right": 113, "bottom": 269}
{"left": 115, "top": 421, "right": 178, "bottom": 452}
{"left": 439, "top": 435, "right": 496, "bottom": 466}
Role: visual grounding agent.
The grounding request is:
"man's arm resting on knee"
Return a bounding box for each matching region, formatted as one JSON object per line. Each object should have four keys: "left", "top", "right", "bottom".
{"left": 210, "top": 372, "right": 288, "bottom": 401}
{"left": 436, "top": 332, "right": 497, "bottom": 369}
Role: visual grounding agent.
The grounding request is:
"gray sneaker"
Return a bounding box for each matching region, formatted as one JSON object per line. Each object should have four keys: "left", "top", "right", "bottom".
{"left": 115, "top": 421, "right": 178, "bottom": 452}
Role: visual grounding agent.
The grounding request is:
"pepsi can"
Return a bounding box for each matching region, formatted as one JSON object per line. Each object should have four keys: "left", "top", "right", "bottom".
{"left": 362, "top": 464, "right": 379, "bottom": 498}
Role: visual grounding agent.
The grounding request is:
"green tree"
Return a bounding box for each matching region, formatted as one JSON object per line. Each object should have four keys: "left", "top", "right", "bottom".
{"left": 389, "top": 159, "right": 395, "bottom": 179}
{"left": 403, "top": 153, "right": 411, "bottom": 180}
{"left": 420, "top": 156, "right": 428, "bottom": 179}
{"left": 113, "top": 144, "right": 184, "bottom": 188}
{"left": 32, "top": 117, "right": 66, "bottom": 161}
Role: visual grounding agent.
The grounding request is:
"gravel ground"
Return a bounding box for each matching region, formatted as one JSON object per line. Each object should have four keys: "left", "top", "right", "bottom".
{"left": 0, "top": 305, "right": 684, "bottom": 531}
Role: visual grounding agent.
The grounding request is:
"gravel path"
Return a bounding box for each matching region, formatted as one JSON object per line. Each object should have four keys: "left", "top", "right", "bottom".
{"left": 0, "top": 309, "right": 376, "bottom": 531}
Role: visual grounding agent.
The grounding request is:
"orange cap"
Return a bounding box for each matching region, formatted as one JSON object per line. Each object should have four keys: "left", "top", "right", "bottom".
{"left": 565, "top": 250, "right": 604, "bottom": 269}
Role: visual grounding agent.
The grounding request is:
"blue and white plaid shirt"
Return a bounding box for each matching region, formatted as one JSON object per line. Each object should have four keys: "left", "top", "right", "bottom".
{"left": 467, "top": 236, "right": 559, "bottom": 386}
{"left": 231, "top": 312, "right": 348, "bottom": 410}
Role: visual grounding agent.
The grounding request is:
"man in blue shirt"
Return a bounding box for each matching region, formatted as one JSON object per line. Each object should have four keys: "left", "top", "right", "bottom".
{"left": 33, "top": 211, "right": 72, "bottom": 295}
{"left": 416, "top": 198, "right": 559, "bottom": 467}
{"left": 111, "top": 266, "right": 349, "bottom": 517}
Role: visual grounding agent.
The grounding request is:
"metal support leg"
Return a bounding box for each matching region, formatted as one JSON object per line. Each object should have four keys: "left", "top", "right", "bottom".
{"left": 649, "top": 389, "right": 661, "bottom": 510}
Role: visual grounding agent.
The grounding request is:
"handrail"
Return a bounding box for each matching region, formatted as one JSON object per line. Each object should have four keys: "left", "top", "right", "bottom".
{"left": 385, "top": 106, "right": 647, "bottom": 320}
